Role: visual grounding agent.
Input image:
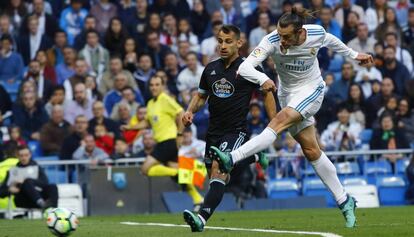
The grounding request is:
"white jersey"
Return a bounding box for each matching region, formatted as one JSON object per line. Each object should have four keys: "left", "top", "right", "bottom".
{"left": 239, "top": 24, "right": 358, "bottom": 91}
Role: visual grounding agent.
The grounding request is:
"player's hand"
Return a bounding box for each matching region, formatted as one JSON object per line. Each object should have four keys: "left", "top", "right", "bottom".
{"left": 261, "top": 79, "right": 277, "bottom": 92}
{"left": 182, "top": 111, "right": 193, "bottom": 127}
{"left": 356, "top": 53, "right": 374, "bottom": 67}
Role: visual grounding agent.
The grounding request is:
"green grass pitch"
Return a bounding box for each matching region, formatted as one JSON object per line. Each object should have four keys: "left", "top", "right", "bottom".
{"left": 1, "top": 206, "right": 413, "bottom": 237}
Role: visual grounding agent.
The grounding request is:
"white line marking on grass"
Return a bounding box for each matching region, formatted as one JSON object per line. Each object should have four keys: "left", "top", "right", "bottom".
{"left": 120, "top": 221, "right": 343, "bottom": 237}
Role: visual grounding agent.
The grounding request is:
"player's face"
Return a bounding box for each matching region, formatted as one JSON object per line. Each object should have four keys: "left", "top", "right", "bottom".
{"left": 217, "top": 30, "right": 242, "bottom": 59}
{"left": 149, "top": 76, "right": 164, "bottom": 97}
{"left": 18, "top": 149, "right": 32, "bottom": 165}
{"left": 277, "top": 24, "right": 301, "bottom": 49}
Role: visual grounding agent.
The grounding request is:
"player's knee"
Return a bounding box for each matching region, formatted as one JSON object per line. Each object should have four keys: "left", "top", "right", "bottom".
{"left": 302, "top": 147, "right": 321, "bottom": 161}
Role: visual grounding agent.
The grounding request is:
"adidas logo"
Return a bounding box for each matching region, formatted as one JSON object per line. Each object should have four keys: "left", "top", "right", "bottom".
{"left": 210, "top": 70, "right": 216, "bottom": 75}
{"left": 202, "top": 208, "right": 211, "bottom": 214}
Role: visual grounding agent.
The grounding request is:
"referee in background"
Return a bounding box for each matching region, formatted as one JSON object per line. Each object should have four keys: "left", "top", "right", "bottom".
{"left": 122, "top": 75, "right": 203, "bottom": 207}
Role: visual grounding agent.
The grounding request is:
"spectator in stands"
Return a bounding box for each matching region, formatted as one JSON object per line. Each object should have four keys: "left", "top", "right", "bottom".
{"left": 375, "top": 7, "right": 403, "bottom": 43}
{"left": 145, "top": 30, "right": 171, "bottom": 70}
{"left": 0, "top": 83, "right": 12, "bottom": 115}
{"left": 178, "top": 127, "right": 206, "bottom": 159}
{"left": 320, "top": 104, "right": 363, "bottom": 152}
{"left": 249, "top": 12, "right": 270, "bottom": 51}
{"left": 245, "top": 0, "right": 275, "bottom": 36}
{"left": 99, "top": 56, "right": 136, "bottom": 96}
{"left": 59, "top": 0, "right": 88, "bottom": 46}
{"left": 88, "top": 100, "right": 120, "bottom": 139}
{"left": 176, "top": 40, "right": 191, "bottom": 67}
{"left": 0, "top": 34, "right": 24, "bottom": 83}
{"left": 5, "top": 0, "right": 28, "bottom": 35}
{"left": 6, "top": 126, "right": 26, "bottom": 146}
{"left": 111, "top": 138, "right": 133, "bottom": 159}
{"left": 39, "top": 105, "right": 71, "bottom": 156}
{"left": 73, "top": 15, "right": 97, "bottom": 50}
{"left": 60, "top": 115, "right": 88, "bottom": 160}
{"left": 247, "top": 102, "right": 268, "bottom": 137}
{"left": 63, "top": 58, "right": 89, "bottom": 100}
{"left": 375, "top": 96, "right": 400, "bottom": 127}
{"left": 120, "top": 105, "right": 146, "bottom": 145}
{"left": 104, "top": 17, "right": 129, "bottom": 56}
{"left": 36, "top": 50, "right": 57, "bottom": 85}
{"left": 327, "top": 62, "right": 355, "bottom": 104}
{"left": 346, "top": 23, "right": 376, "bottom": 70}
{"left": 201, "top": 20, "right": 222, "bottom": 66}
{"left": 133, "top": 53, "right": 156, "bottom": 102}
{"left": 177, "top": 52, "right": 204, "bottom": 105}
{"left": 219, "top": 0, "right": 245, "bottom": 32}
{"left": 402, "top": 7, "right": 414, "bottom": 57}
{"left": 110, "top": 87, "right": 139, "bottom": 120}
{"left": 134, "top": 130, "right": 155, "bottom": 157}
{"left": 0, "top": 145, "right": 58, "bottom": 210}
{"left": 85, "top": 74, "right": 102, "bottom": 101}
{"left": 315, "top": 5, "right": 342, "bottom": 40}
{"left": 65, "top": 82, "right": 94, "bottom": 124}
{"left": 365, "top": 0, "right": 387, "bottom": 34}
{"left": 122, "top": 37, "right": 139, "bottom": 73}
{"left": 396, "top": 98, "right": 414, "bottom": 142}
{"left": 24, "top": 59, "right": 54, "bottom": 102}
{"left": 395, "top": 0, "right": 412, "bottom": 28}
{"left": 90, "top": 0, "right": 118, "bottom": 35}
{"left": 112, "top": 102, "right": 132, "bottom": 126}
{"left": 163, "top": 52, "right": 181, "bottom": 97}
{"left": 0, "top": 15, "right": 18, "bottom": 49}
{"left": 346, "top": 83, "right": 367, "bottom": 127}
{"left": 21, "top": 0, "right": 58, "bottom": 39}
{"left": 354, "top": 55, "right": 383, "bottom": 98}
{"left": 146, "top": 12, "right": 162, "bottom": 34}
{"left": 79, "top": 30, "right": 110, "bottom": 79}
{"left": 18, "top": 15, "right": 51, "bottom": 65}
{"left": 334, "top": 0, "right": 365, "bottom": 28}
{"left": 124, "top": 0, "right": 148, "bottom": 47}
{"left": 341, "top": 11, "right": 360, "bottom": 44}
{"left": 12, "top": 92, "right": 49, "bottom": 140}
{"left": 366, "top": 78, "right": 398, "bottom": 128}
{"left": 55, "top": 46, "right": 76, "bottom": 85}
{"left": 0, "top": 141, "right": 19, "bottom": 183}
{"left": 276, "top": 133, "right": 303, "bottom": 178}
{"left": 44, "top": 86, "right": 67, "bottom": 116}
{"left": 380, "top": 46, "right": 411, "bottom": 96}
{"left": 370, "top": 112, "right": 410, "bottom": 164}
{"left": 190, "top": 0, "right": 210, "bottom": 40}
{"left": 46, "top": 30, "right": 67, "bottom": 67}
{"left": 94, "top": 124, "right": 114, "bottom": 155}
{"left": 73, "top": 134, "right": 109, "bottom": 164}
{"left": 385, "top": 32, "right": 413, "bottom": 75}
{"left": 177, "top": 18, "right": 200, "bottom": 53}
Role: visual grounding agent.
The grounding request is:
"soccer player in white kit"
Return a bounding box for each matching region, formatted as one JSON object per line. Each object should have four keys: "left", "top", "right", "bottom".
{"left": 210, "top": 7, "right": 374, "bottom": 228}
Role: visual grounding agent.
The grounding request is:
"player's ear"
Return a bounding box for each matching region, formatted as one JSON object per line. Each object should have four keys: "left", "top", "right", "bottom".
{"left": 236, "top": 38, "right": 243, "bottom": 49}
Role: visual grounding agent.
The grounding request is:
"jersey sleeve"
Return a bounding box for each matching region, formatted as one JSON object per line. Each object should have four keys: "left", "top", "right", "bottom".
{"left": 239, "top": 36, "right": 275, "bottom": 86}
{"left": 164, "top": 96, "right": 184, "bottom": 117}
{"left": 198, "top": 67, "right": 209, "bottom": 95}
{"left": 322, "top": 33, "right": 358, "bottom": 59}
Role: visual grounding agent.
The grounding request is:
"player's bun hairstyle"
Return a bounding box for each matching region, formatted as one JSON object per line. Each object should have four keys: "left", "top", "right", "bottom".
{"left": 219, "top": 24, "right": 241, "bottom": 39}
{"left": 279, "top": 6, "right": 316, "bottom": 31}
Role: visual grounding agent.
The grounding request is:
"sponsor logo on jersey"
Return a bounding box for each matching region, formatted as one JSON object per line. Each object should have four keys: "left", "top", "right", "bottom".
{"left": 210, "top": 70, "right": 216, "bottom": 75}
{"left": 212, "top": 78, "right": 235, "bottom": 98}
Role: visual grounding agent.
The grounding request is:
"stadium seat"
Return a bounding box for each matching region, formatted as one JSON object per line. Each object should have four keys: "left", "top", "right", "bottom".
{"left": 302, "top": 178, "right": 335, "bottom": 207}
{"left": 0, "top": 81, "right": 20, "bottom": 102}
{"left": 360, "top": 129, "right": 373, "bottom": 144}
{"left": 243, "top": 198, "right": 275, "bottom": 210}
{"left": 345, "top": 185, "right": 380, "bottom": 208}
{"left": 364, "top": 160, "right": 392, "bottom": 184}
{"left": 215, "top": 193, "right": 239, "bottom": 211}
{"left": 376, "top": 176, "right": 407, "bottom": 206}
{"left": 341, "top": 176, "right": 368, "bottom": 186}
{"left": 33, "top": 156, "right": 59, "bottom": 161}
{"left": 301, "top": 163, "right": 316, "bottom": 177}
{"left": 335, "top": 161, "right": 360, "bottom": 176}
{"left": 268, "top": 178, "right": 299, "bottom": 199}
{"left": 27, "top": 140, "right": 43, "bottom": 157}
{"left": 57, "top": 184, "right": 84, "bottom": 217}
{"left": 396, "top": 158, "right": 410, "bottom": 174}
{"left": 45, "top": 169, "right": 67, "bottom": 184}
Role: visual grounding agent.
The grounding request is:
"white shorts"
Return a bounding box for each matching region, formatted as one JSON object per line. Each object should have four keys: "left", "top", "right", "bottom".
{"left": 278, "top": 81, "right": 325, "bottom": 136}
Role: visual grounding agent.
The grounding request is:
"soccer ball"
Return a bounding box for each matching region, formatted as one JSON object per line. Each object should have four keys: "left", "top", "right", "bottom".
{"left": 46, "top": 208, "right": 79, "bottom": 236}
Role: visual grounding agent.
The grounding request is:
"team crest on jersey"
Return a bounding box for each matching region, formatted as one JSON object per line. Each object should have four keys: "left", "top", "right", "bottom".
{"left": 212, "top": 78, "right": 234, "bottom": 98}
{"left": 251, "top": 47, "right": 263, "bottom": 57}
{"left": 310, "top": 48, "right": 316, "bottom": 55}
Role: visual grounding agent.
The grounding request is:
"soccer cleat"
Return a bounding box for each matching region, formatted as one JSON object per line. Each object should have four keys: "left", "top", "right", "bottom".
{"left": 183, "top": 210, "right": 204, "bottom": 232}
{"left": 257, "top": 152, "right": 269, "bottom": 170}
{"left": 339, "top": 195, "right": 357, "bottom": 228}
{"left": 209, "top": 146, "right": 234, "bottom": 173}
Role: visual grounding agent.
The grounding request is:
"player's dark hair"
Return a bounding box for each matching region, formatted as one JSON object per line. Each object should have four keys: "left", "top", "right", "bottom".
{"left": 219, "top": 25, "right": 241, "bottom": 39}
{"left": 278, "top": 6, "right": 315, "bottom": 31}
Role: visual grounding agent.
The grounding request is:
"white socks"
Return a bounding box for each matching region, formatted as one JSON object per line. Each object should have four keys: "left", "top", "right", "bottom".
{"left": 311, "top": 152, "right": 347, "bottom": 205}
{"left": 230, "top": 127, "right": 277, "bottom": 163}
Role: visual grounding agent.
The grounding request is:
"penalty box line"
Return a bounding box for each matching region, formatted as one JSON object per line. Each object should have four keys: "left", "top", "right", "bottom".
{"left": 120, "top": 221, "right": 343, "bottom": 237}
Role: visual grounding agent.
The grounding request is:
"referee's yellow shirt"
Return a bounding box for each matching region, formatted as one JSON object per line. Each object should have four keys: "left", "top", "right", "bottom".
{"left": 146, "top": 92, "right": 183, "bottom": 143}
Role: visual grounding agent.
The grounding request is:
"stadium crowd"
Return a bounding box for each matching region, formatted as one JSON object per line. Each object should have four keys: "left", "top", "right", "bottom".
{"left": 0, "top": 0, "right": 413, "bottom": 190}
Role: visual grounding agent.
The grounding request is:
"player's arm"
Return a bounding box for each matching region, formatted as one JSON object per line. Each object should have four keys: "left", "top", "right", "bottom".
{"left": 239, "top": 37, "right": 276, "bottom": 92}
{"left": 262, "top": 90, "right": 277, "bottom": 120}
{"left": 322, "top": 33, "right": 374, "bottom": 67}
{"left": 182, "top": 92, "right": 208, "bottom": 127}
{"left": 120, "top": 119, "right": 150, "bottom": 131}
